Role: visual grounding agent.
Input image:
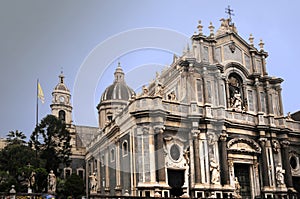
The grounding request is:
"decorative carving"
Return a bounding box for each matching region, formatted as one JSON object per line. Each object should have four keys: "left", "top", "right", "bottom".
{"left": 142, "top": 85, "right": 149, "bottom": 96}
{"left": 210, "top": 158, "right": 220, "bottom": 184}
{"left": 227, "top": 137, "right": 261, "bottom": 154}
{"left": 275, "top": 165, "right": 285, "bottom": 186}
{"left": 207, "top": 132, "right": 217, "bottom": 146}
{"left": 280, "top": 140, "right": 290, "bottom": 148}
{"left": 89, "top": 172, "right": 98, "bottom": 193}
{"left": 228, "top": 75, "right": 245, "bottom": 112}
{"left": 154, "top": 125, "right": 165, "bottom": 134}
{"left": 155, "top": 83, "right": 164, "bottom": 97}
{"left": 216, "top": 18, "right": 237, "bottom": 36}
{"left": 272, "top": 140, "right": 280, "bottom": 153}
{"left": 167, "top": 91, "right": 177, "bottom": 101}
{"left": 233, "top": 177, "right": 242, "bottom": 198}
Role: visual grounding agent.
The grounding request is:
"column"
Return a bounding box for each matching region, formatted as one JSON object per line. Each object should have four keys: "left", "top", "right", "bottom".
{"left": 259, "top": 138, "right": 270, "bottom": 187}
{"left": 255, "top": 78, "right": 262, "bottom": 112}
{"left": 225, "top": 80, "right": 231, "bottom": 108}
{"left": 276, "top": 86, "right": 284, "bottom": 116}
{"left": 261, "top": 55, "right": 268, "bottom": 76}
{"left": 242, "top": 83, "right": 247, "bottom": 111}
{"left": 115, "top": 138, "right": 122, "bottom": 195}
{"left": 265, "top": 81, "right": 273, "bottom": 115}
{"left": 105, "top": 149, "right": 110, "bottom": 195}
{"left": 154, "top": 125, "right": 166, "bottom": 183}
{"left": 192, "top": 129, "right": 201, "bottom": 184}
{"left": 281, "top": 140, "right": 293, "bottom": 188}
{"left": 219, "top": 132, "right": 229, "bottom": 185}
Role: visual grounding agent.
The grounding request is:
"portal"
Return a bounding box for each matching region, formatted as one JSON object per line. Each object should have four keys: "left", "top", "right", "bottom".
{"left": 167, "top": 169, "right": 184, "bottom": 197}
{"left": 234, "top": 163, "right": 251, "bottom": 198}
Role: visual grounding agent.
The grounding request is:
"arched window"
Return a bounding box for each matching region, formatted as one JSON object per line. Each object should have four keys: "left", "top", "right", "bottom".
{"left": 228, "top": 73, "right": 245, "bottom": 111}
{"left": 59, "top": 110, "right": 66, "bottom": 121}
{"left": 110, "top": 148, "right": 115, "bottom": 162}
{"left": 122, "top": 140, "right": 128, "bottom": 157}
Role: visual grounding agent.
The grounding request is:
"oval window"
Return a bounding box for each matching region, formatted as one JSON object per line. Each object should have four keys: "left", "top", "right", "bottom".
{"left": 170, "top": 144, "right": 180, "bottom": 161}
{"left": 290, "top": 156, "right": 298, "bottom": 170}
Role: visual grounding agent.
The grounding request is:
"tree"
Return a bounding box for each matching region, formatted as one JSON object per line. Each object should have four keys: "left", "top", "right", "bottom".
{"left": 6, "top": 130, "right": 26, "bottom": 145}
{"left": 63, "top": 174, "right": 85, "bottom": 198}
{"left": 29, "top": 114, "right": 72, "bottom": 174}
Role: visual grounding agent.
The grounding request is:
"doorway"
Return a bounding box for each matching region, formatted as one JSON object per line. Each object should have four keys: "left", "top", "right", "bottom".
{"left": 167, "top": 169, "right": 184, "bottom": 197}
{"left": 234, "top": 163, "right": 251, "bottom": 199}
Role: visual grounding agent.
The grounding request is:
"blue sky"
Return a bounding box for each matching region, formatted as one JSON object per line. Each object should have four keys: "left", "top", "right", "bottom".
{"left": 1, "top": 0, "right": 300, "bottom": 138}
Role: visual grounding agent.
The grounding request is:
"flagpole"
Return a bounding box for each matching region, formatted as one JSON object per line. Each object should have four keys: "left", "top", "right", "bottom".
{"left": 36, "top": 79, "right": 39, "bottom": 127}
{"left": 36, "top": 79, "right": 39, "bottom": 165}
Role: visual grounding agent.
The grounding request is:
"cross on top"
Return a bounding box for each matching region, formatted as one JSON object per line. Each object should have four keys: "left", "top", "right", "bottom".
{"left": 225, "top": 5, "right": 235, "bottom": 21}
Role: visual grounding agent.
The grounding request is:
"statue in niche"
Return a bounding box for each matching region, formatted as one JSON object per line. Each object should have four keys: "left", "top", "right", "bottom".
{"left": 183, "top": 148, "right": 190, "bottom": 165}
{"left": 228, "top": 75, "right": 244, "bottom": 111}
{"left": 89, "top": 172, "right": 98, "bottom": 193}
{"left": 272, "top": 140, "right": 280, "bottom": 153}
{"left": 275, "top": 165, "right": 285, "bottom": 185}
{"left": 210, "top": 158, "right": 220, "bottom": 184}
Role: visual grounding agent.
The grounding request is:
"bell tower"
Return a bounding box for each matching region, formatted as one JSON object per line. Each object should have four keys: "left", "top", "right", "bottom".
{"left": 50, "top": 71, "right": 72, "bottom": 124}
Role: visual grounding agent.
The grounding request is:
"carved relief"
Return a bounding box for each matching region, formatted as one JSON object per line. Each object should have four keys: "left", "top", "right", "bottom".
{"left": 227, "top": 137, "right": 261, "bottom": 154}
{"left": 272, "top": 140, "right": 280, "bottom": 153}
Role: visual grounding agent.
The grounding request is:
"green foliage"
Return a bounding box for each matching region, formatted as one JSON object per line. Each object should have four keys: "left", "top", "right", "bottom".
{"left": 29, "top": 114, "right": 72, "bottom": 173}
{"left": 6, "top": 130, "right": 26, "bottom": 145}
{"left": 63, "top": 174, "right": 85, "bottom": 198}
{"left": 0, "top": 144, "right": 36, "bottom": 179}
{"left": 34, "top": 168, "right": 48, "bottom": 192}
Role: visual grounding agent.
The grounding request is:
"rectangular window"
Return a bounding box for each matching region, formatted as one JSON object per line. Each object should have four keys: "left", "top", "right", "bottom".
{"left": 260, "top": 92, "right": 266, "bottom": 113}
{"left": 197, "top": 79, "right": 203, "bottom": 102}
{"left": 247, "top": 90, "right": 254, "bottom": 111}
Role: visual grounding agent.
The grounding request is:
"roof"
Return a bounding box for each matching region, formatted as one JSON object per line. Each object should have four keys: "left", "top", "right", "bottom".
{"left": 75, "top": 125, "right": 99, "bottom": 147}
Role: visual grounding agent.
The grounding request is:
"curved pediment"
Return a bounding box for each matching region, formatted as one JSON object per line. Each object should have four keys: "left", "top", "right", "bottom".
{"left": 227, "top": 137, "right": 261, "bottom": 154}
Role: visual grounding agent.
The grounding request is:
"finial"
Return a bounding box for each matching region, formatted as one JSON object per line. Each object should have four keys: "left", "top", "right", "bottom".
{"left": 208, "top": 22, "right": 215, "bottom": 37}
{"left": 59, "top": 67, "right": 64, "bottom": 84}
{"left": 259, "top": 39, "right": 264, "bottom": 51}
{"left": 225, "top": 5, "right": 235, "bottom": 23}
{"left": 186, "top": 43, "right": 190, "bottom": 52}
{"left": 197, "top": 20, "right": 203, "bottom": 35}
{"left": 249, "top": 34, "right": 254, "bottom": 46}
{"left": 117, "top": 61, "right": 121, "bottom": 68}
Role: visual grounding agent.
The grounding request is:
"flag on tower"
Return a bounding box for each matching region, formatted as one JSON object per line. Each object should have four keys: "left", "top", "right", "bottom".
{"left": 38, "top": 81, "right": 45, "bottom": 103}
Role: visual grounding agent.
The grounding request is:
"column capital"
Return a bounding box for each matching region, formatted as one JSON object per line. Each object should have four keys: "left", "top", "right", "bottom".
{"left": 259, "top": 138, "right": 268, "bottom": 145}
{"left": 219, "top": 133, "right": 228, "bottom": 142}
{"left": 280, "top": 140, "right": 290, "bottom": 148}
{"left": 154, "top": 125, "right": 165, "bottom": 134}
{"left": 191, "top": 129, "right": 200, "bottom": 139}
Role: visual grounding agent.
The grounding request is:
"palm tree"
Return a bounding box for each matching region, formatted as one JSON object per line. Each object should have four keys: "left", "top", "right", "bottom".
{"left": 6, "top": 130, "right": 26, "bottom": 145}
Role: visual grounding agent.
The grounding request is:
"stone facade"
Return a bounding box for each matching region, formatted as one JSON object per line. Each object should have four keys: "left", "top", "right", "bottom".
{"left": 51, "top": 18, "right": 300, "bottom": 198}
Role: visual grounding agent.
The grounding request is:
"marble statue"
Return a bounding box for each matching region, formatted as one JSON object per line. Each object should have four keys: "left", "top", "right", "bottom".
{"left": 47, "top": 170, "right": 56, "bottom": 193}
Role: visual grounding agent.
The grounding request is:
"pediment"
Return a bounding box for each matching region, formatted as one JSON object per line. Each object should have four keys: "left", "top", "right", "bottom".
{"left": 227, "top": 137, "right": 261, "bottom": 154}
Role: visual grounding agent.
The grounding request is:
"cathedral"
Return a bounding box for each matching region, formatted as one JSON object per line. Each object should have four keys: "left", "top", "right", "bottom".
{"left": 50, "top": 17, "right": 300, "bottom": 198}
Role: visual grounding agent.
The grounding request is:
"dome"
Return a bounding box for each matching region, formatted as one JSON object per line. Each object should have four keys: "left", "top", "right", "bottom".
{"left": 54, "top": 73, "right": 69, "bottom": 92}
{"left": 100, "top": 63, "right": 135, "bottom": 102}
{"left": 101, "top": 82, "right": 135, "bottom": 102}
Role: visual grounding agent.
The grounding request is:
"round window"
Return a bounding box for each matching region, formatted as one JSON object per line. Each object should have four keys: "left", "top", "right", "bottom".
{"left": 170, "top": 144, "right": 180, "bottom": 161}
{"left": 290, "top": 156, "right": 298, "bottom": 170}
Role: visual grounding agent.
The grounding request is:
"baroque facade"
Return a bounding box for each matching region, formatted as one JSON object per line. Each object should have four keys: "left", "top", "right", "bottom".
{"left": 51, "top": 18, "right": 300, "bottom": 198}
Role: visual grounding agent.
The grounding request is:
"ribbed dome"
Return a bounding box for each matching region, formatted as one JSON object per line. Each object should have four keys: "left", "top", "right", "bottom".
{"left": 100, "top": 63, "right": 135, "bottom": 102}
{"left": 101, "top": 82, "right": 135, "bottom": 102}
